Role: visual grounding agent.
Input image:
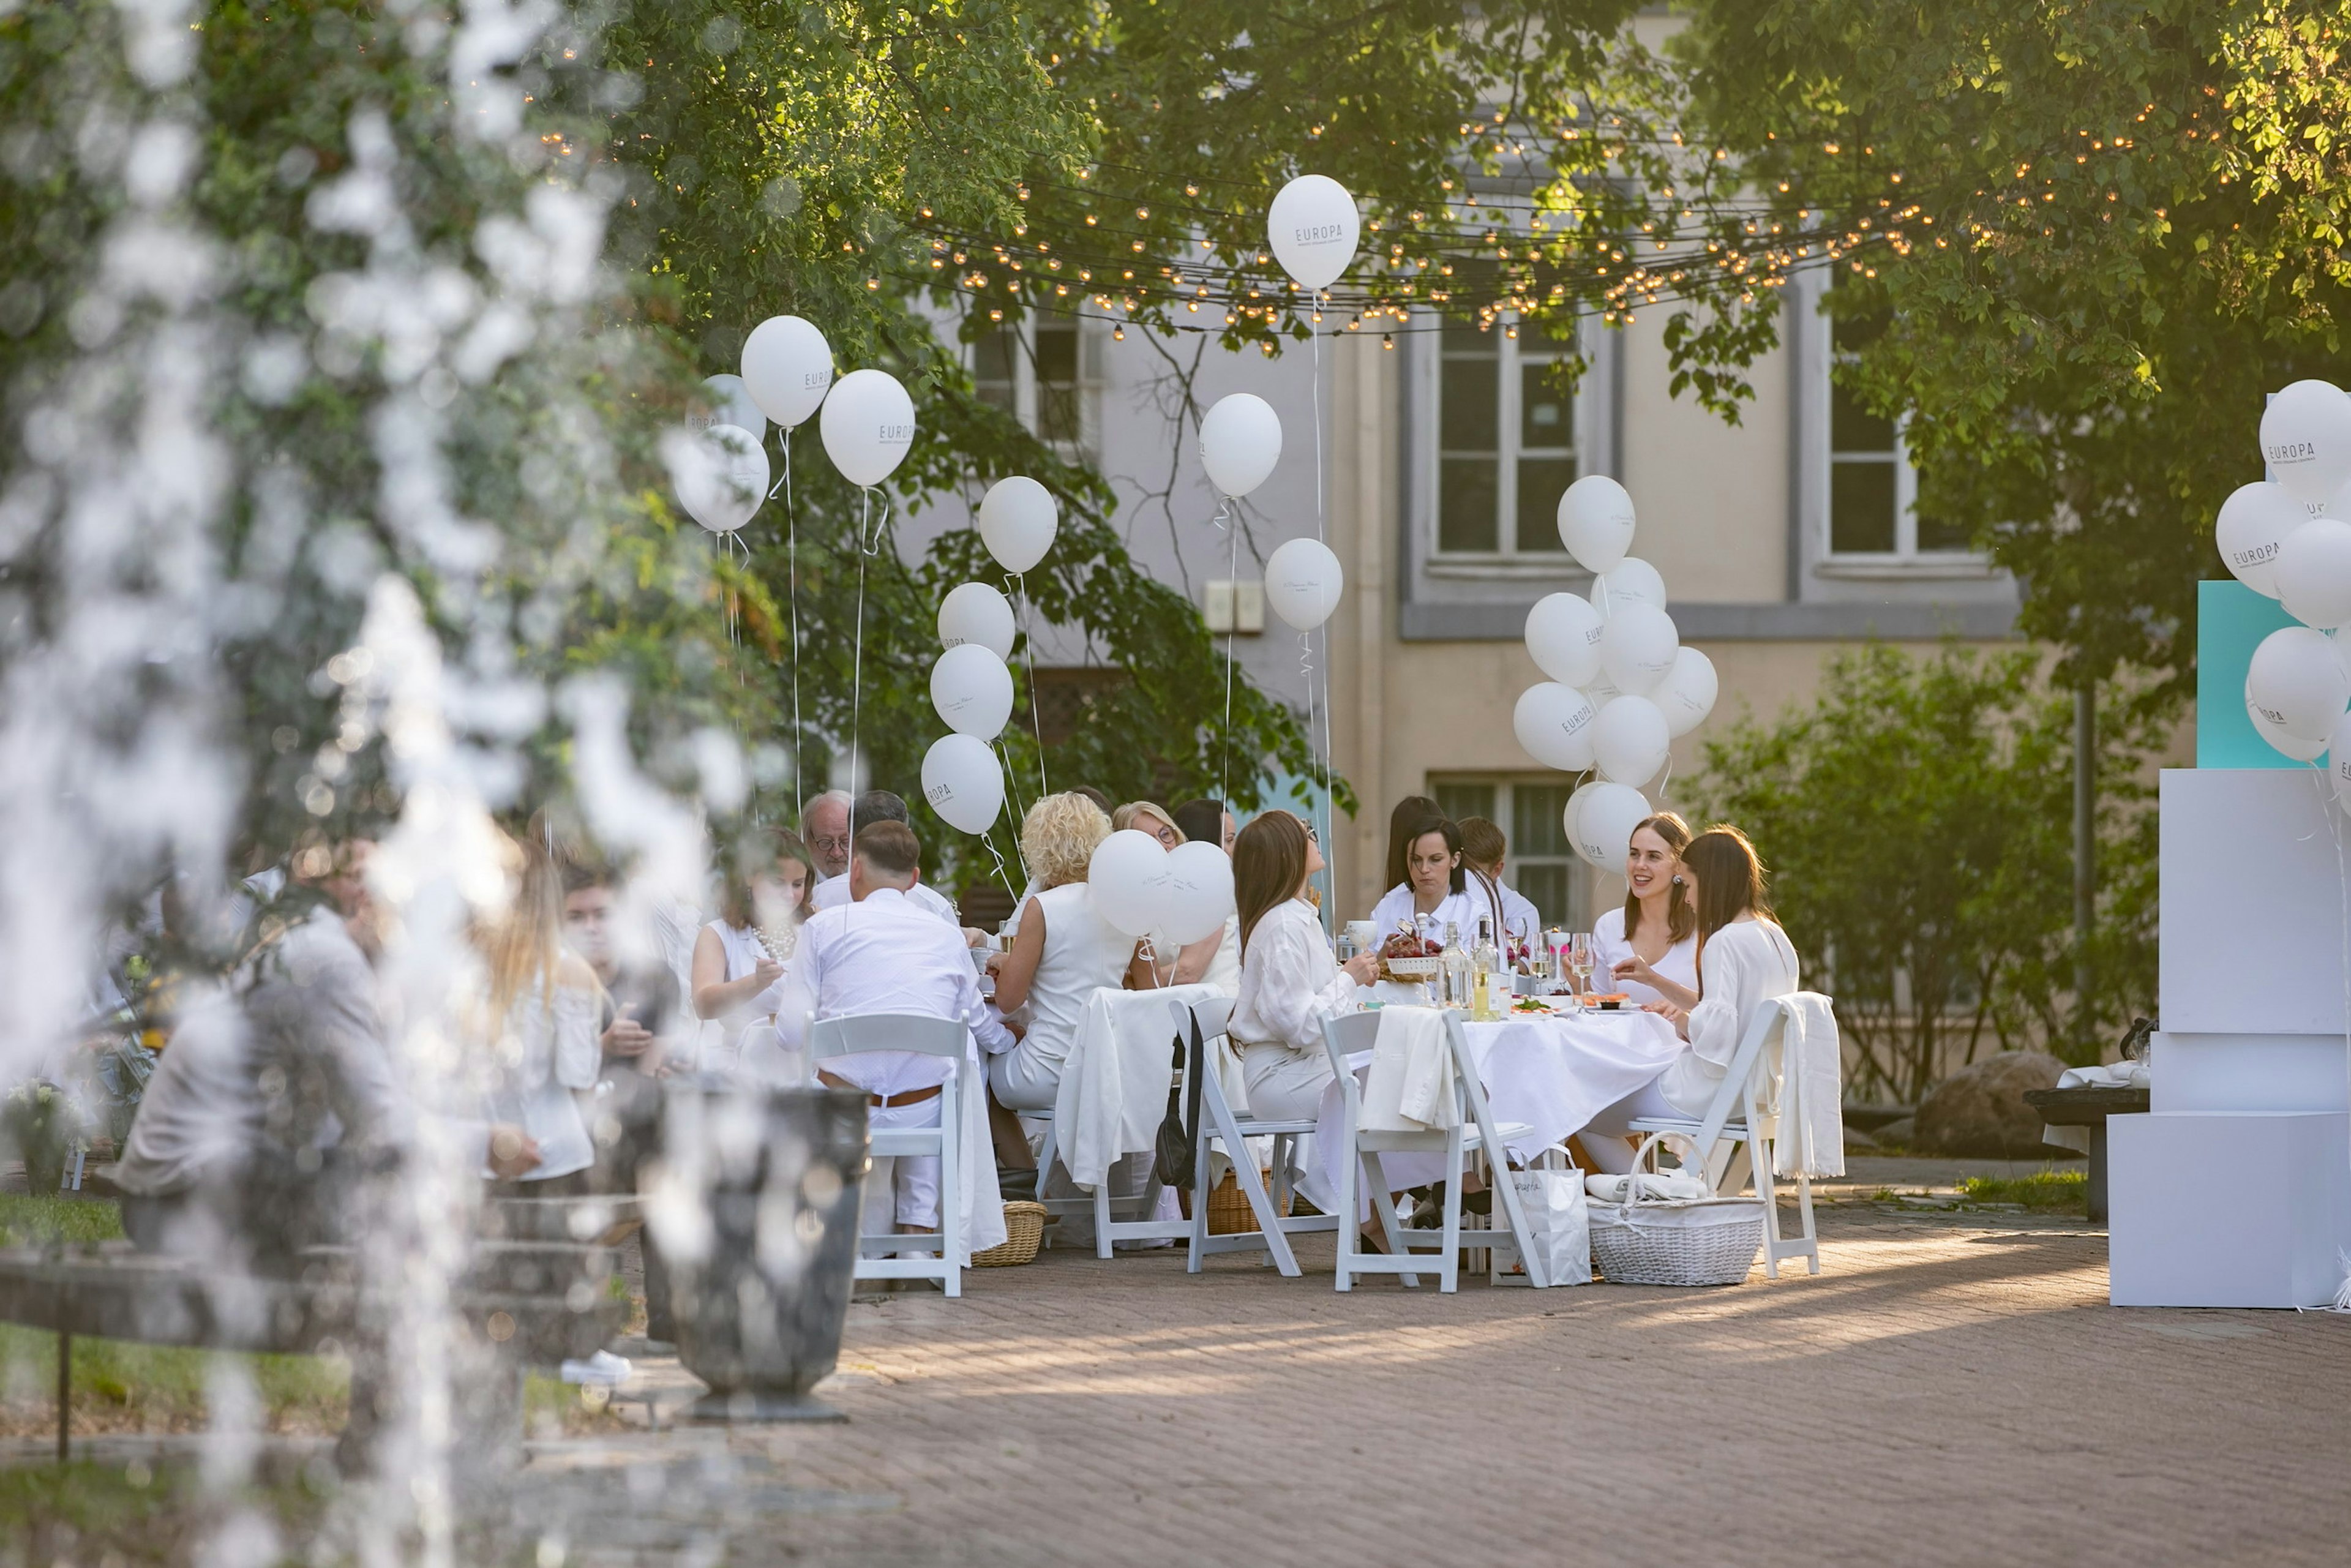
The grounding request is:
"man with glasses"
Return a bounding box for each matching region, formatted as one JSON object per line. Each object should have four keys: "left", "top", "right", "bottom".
{"left": 799, "top": 790, "right": 856, "bottom": 881}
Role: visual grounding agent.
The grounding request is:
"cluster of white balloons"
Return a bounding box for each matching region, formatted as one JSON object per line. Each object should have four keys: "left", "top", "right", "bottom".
{"left": 665, "top": 315, "right": 922, "bottom": 533}
{"left": 1086, "top": 829, "right": 1237, "bottom": 947}
{"left": 1512, "top": 475, "right": 1719, "bottom": 869}
{"left": 2228, "top": 380, "right": 2351, "bottom": 791}
{"left": 1198, "top": 391, "right": 1344, "bottom": 632}
{"left": 921, "top": 476, "right": 1067, "bottom": 836}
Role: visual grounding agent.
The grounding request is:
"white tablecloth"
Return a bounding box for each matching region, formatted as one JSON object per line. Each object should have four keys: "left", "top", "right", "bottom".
{"left": 1051, "top": 982, "right": 1227, "bottom": 1191}
{"left": 1316, "top": 1003, "right": 1685, "bottom": 1194}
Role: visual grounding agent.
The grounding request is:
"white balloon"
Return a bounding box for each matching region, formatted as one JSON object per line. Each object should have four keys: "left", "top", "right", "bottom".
{"left": 1524, "top": 592, "right": 1605, "bottom": 687}
{"left": 740, "top": 315, "right": 834, "bottom": 429}
{"left": 2216, "top": 481, "right": 2305, "bottom": 599}
{"left": 2260, "top": 379, "right": 2351, "bottom": 506}
{"left": 977, "top": 476, "right": 1058, "bottom": 573}
{"left": 1088, "top": 828, "right": 1171, "bottom": 939}
{"left": 2330, "top": 709, "right": 2351, "bottom": 813}
{"left": 1264, "top": 537, "right": 1344, "bottom": 631}
{"left": 1199, "top": 392, "right": 1283, "bottom": 498}
{"left": 1591, "top": 557, "right": 1668, "bottom": 617}
{"left": 1512, "top": 683, "right": 1600, "bottom": 771}
{"left": 1265, "top": 173, "right": 1360, "bottom": 293}
{"left": 1160, "top": 841, "right": 1235, "bottom": 947}
{"left": 1558, "top": 475, "right": 1636, "bottom": 574}
{"left": 818, "top": 367, "right": 915, "bottom": 487}
{"left": 1561, "top": 779, "right": 1605, "bottom": 851}
{"left": 1572, "top": 782, "right": 1653, "bottom": 872}
{"left": 2276, "top": 519, "right": 2351, "bottom": 629}
{"left": 1591, "top": 695, "right": 1671, "bottom": 785}
{"left": 921, "top": 734, "right": 1004, "bottom": 834}
{"left": 2245, "top": 626, "right": 2350, "bottom": 742}
{"left": 1600, "top": 602, "right": 1680, "bottom": 696}
{"left": 1654, "top": 647, "right": 1720, "bottom": 738}
{"left": 692, "top": 373, "right": 767, "bottom": 441}
{"left": 2248, "top": 691, "right": 2330, "bottom": 762}
{"left": 938, "top": 582, "right": 1016, "bottom": 660}
{"left": 664, "top": 422, "right": 768, "bottom": 534}
{"left": 930, "top": 643, "right": 1016, "bottom": 741}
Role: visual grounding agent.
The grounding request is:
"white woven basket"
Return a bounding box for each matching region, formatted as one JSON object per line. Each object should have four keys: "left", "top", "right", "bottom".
{"left": 1588, "top": 1137, "right": 1763, "bottom": 1287}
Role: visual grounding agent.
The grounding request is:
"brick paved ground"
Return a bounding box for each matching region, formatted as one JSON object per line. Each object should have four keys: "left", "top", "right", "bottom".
{"left": 511, "top": 1185, "right": 2351, "bottom": 1568}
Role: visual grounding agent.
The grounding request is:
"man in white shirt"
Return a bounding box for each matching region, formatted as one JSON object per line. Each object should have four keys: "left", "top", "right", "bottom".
{"left": 808, "top": 789, "right": 976, "bottom": 934}
{"left": 773, "top": 820, "right": 1011, "bottom": 1245}
{"left": 798, "top": 790, "right": 855, "bottom": 881}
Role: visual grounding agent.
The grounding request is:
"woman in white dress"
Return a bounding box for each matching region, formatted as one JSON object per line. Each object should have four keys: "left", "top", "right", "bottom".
{"left": 986, "top": 793, "right": 1136, "bottom": 1111}
{"left": 1171, "top": 798, "right": 1243, "bottom": 996}
{"left": 1230, "top": 811, "right": 1381, "bottom": 1122}
{"left": 476, "top": 827, "right": 600, "bottom": 1187}
{"left": 1590, "top": 812, "right": 1700, "bottom": 1008}
{"left": 1366, "top": 814, "right": 1482, "bottom": 946}
{"left": 1578, "top": 827, "right": 1801, "bottom": 1173}
{"left": 689, "top": 827, "right": 816, "bottom": 1016}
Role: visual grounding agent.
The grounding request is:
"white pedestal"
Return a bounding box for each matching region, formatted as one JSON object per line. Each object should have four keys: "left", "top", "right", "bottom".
{"left": 2109, "top": 1111, "right": 2351, "bottom": 1307}
{"left": 2126, "top": 771, "right": 2351, "bottom": 1305}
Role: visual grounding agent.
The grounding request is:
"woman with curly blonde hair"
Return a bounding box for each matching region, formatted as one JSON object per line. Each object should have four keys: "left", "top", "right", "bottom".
{"left": 987, "top": 792, "right": 1135, "bottom": 1111}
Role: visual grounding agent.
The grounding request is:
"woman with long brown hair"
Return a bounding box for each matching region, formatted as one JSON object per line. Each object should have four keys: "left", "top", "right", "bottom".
{"left": 1230, "top": 811, "right": 1381, "bottom": 1122}
{"left": 476, "top": 820, "right": 602, "bottom": 1186}
{"left": 1575, "top": 825, "right": 1801, "bottom": 1173}
{"left": 1591, "top": 812, "right": 1700, "bottom": 1008}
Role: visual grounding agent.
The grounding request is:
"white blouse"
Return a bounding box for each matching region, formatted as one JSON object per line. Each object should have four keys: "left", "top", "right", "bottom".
{"left": 1367, "top": 883, "right": 1484, "bottom": 947}
{"left": 1231, "top": 899, "right": 1358, "bottom": 1052}
{"left": 1591, "top": 904, "right": 1699, "bottom": 1006}
{"left": 489, "top": 981, "right": 600, "bottom": 1181}
{"left": 1657, "top": 915, "right": 1801, "bottom": 1117}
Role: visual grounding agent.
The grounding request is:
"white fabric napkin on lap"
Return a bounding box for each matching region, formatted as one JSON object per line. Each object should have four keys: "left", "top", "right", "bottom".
{"left": 1359, "top": 1006, "right": 1457, "bottom": 1132}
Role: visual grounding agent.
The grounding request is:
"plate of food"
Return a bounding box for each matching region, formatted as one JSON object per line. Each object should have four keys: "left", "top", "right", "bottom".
{"left": 1510, "top": 995, "right": 1557, "bottom": 1015}
{"left": 1585, "top": 992, "right": 1634, "bottom": 1011}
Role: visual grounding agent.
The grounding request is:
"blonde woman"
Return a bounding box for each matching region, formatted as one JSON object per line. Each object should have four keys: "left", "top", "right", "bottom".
{"left": 986, "top": 792, "right": 1135, "bottom": 1111}
{"left": 1109, "top": 800, "right": 1229, "bottom": 989}
{"left": 477, "top": 825, "right": 601, "bottom": 1185}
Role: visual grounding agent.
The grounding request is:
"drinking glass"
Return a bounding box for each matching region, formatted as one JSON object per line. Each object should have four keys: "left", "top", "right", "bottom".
{"left": 1335, "top": 931, "right": 1359, "bottom": 965}
{"left": 1568, "top": 933, "right": 1595, "bottom": 997}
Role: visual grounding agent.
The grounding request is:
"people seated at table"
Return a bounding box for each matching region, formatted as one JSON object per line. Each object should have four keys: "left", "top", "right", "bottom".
{"left": 1457, "top": 816, "right": 1540, "bottom": 951}
{"left": 1112, "top": 799, "right": 1228, "bottom": 989}
{"left": 115, "top": 838, "right": 540, "bottom": 1266}
{"left": 985, "top": 792, "right": 1134, "bottom": 1114}
{"left": 689, "top": 823, "right": 809, "bottom": 1032}
{"left": 1591, "top": 812, "right": 1700, "bottom": 1008}
{"left": 1231, "top": 811, "right": 1381, "bottom": 1123}
{"left": 1578, "top": 826, "right": 1801, "bottom": 1174}
{"left": 1367, "top": 812, "right": 1483, "bottom": 943}
{"left": 769, "top": 820, "right": 1012, "bottom": 1245}
{"left": 798, "top": 789, "right": 855, "bottom": 881}
{"left": 810, "top": 790, "right": 966, "bottom": 929}
{"left": 473, "top": 822, "right": 602, "bottom": 1189}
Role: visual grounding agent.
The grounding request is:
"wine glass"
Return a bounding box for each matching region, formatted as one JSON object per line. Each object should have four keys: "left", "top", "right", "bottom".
{"left": 1568, "top": 932, "right": 1595, "bottom": 997}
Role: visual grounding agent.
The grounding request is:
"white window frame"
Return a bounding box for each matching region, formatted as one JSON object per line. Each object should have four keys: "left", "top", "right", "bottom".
{"left": 1417, "top": 313, "right": 1612, "bottom": 571}
{"left": 971, "top": 312, "right": 1103, "bottom": 462}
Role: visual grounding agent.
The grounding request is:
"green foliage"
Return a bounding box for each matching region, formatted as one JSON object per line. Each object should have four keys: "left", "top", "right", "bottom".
{"left": 1677, "top": 1, "right": 2351, "bottom": 694}
{"left": 0, "top": 1193, "right": 126, "bottom": 1248}
{"left": 1692, "top": 643, "right": 2158, "bottom": 1100}
{"left": 1959, "top": 1168, "right": 2090, "bottom": 1213}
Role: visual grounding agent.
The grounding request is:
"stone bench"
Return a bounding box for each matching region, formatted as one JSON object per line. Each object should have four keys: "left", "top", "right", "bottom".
{"left": 2024, "top": 1084, "right": 2151, "bottom": 1224}
{"left": 0, "top": 1196, "right": 631, "bottom": 1480}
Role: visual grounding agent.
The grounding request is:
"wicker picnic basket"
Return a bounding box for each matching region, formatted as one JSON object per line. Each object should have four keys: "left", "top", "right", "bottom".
{"left": 972, "top": 1201, "right": 1048, "bottom": 1267}
{"left": 1205, "top": 1171, "right": 1288, "bottom": 1234}
{"left": 1587, "top": 1139, "right": 1763, "bottom": 1287}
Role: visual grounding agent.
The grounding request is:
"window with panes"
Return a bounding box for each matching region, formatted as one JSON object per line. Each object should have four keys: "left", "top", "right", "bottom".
{"left": 1435, "top": 311, "right": 1581, "bottom": 557}
{"left": 1826, "top": 309, "right": 1973, "bottom": 558}
{"left": 1430, "top": 778, "right": 1585, "bottom": 931}
{"left": 973, "top": 315, "right": 1098, "bottom": 459}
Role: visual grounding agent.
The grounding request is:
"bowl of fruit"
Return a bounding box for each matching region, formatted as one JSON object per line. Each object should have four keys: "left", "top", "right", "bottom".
{"left": 1377, "top": 928, "right": 1443, "bottom": 981}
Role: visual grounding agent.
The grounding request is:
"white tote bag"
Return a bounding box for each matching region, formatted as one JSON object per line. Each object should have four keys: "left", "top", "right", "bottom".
{"left": 1506, "top": 1147, "right": 1591, "bottom": 1288}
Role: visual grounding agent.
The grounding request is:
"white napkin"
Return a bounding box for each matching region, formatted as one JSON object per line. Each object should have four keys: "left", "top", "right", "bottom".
{"left": 1359, "top": 1006, "right": 1457, "bottom": 1132}
{"left": 1585, "top": 1172, "right": 1707, "bottom": 1204}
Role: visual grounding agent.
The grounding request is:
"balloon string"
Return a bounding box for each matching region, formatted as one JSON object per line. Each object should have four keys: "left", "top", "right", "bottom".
{"left": 984, "top": 831, "right": 1019, "bottom": 900}
{"left": 784, "top": 429, "right": 802, "bottom": 815}
{"left": 849, "top": 486, "right": 869, "bottom": 802}
{"left": 1311, "top": 290, "right": 1334, "bottom": 920}
{"left": 1014, "top": 569, "right": 1048, "bottom": 798}
{"left": 1219, "top": 496, "right": 1239, "bottom": 805}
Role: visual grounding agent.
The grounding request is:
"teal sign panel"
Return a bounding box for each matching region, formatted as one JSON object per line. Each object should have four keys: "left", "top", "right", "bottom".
{"left": 2197, "top": 579, "right": 2303, "bottom": 768}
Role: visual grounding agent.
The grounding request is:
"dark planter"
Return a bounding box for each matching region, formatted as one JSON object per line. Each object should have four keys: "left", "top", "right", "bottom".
{"left": 655, "top": 1081, "right": 867, "bottom": 1422}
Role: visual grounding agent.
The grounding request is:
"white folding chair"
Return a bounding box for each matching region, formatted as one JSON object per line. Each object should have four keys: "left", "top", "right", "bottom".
{"left": 1030, "top": 992, "right": 1191, "bottom": 1257}
{"left": 1321, "top": 1009, "right": 1548, "bottom": 1292}
{"left": 1625, "top": 992, "right": 1824, "bottom": 1278}
{"left": 809, "top": 1013, "right": 969, "bottom": 1298}
{"left": 1181, "top": 997, "right": 1338, "bottom": 1277}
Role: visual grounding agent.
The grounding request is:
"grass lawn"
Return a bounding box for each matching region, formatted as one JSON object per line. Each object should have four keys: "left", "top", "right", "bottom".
{"left": 1957, "top": 1168, "right": 2090, "bottom": 1213}
{"left": 0, "top": 1455, "right": 338, "bottom": 1566}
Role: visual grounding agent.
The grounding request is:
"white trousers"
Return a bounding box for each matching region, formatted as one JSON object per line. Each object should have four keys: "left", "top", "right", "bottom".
{"left": 1239, "top": 1042, "right": 1334, "bottom": 1122}
{"left": 987, "top": 1041, "right": 1062, "bottom": 1112}
{"left": 861, "top": 1094, "right": 943, "bottom": 1229}
{"left": 1578, "top": 1075, "right": 1681, "bottom": 1174}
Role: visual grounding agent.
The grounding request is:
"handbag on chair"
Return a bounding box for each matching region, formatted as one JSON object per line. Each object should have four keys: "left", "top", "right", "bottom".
{"left": 1152, "top": 1010, "right": 1206, "bottom": 1191}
